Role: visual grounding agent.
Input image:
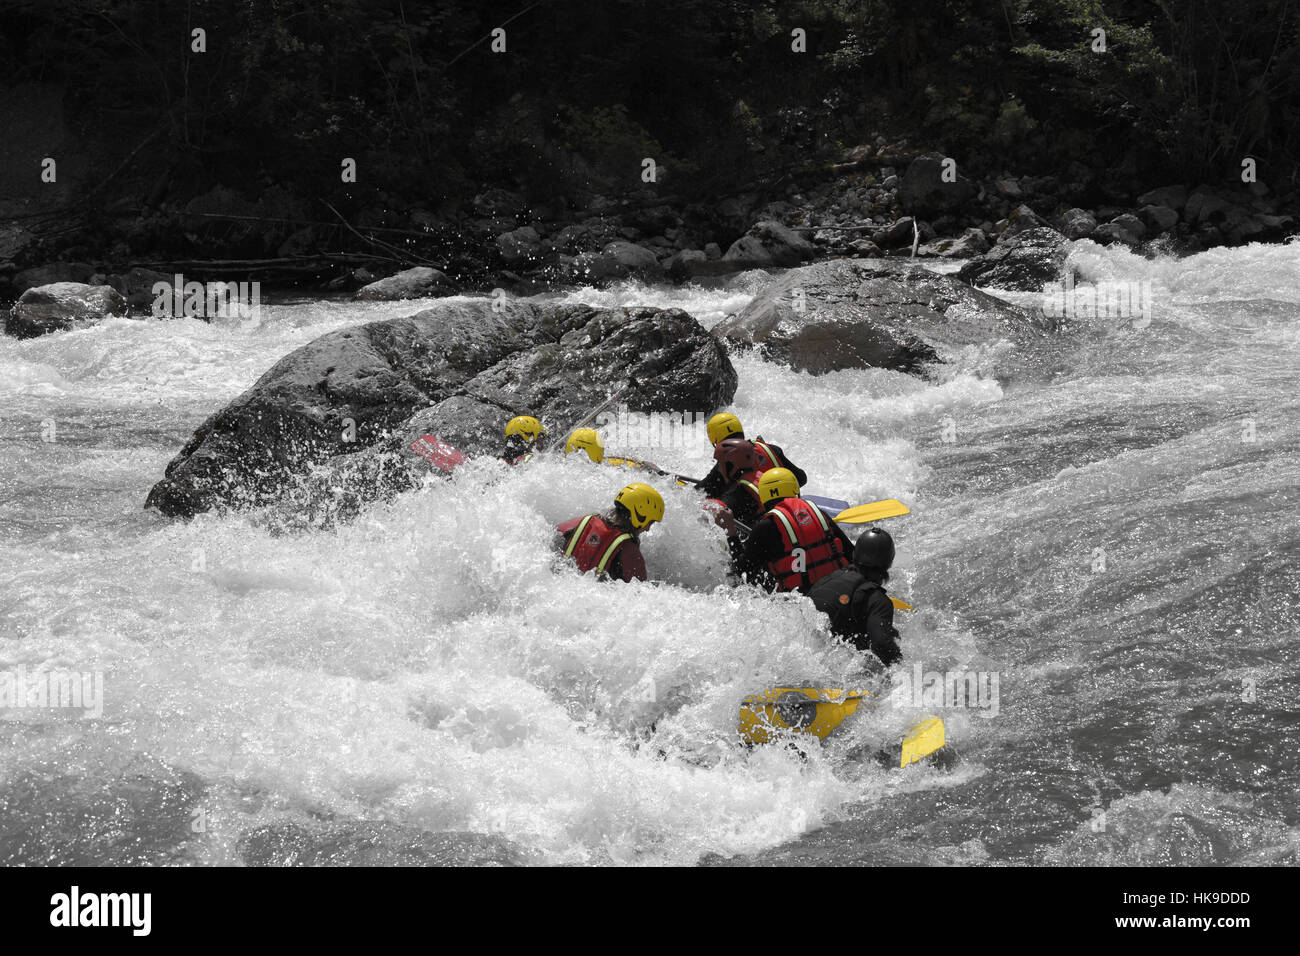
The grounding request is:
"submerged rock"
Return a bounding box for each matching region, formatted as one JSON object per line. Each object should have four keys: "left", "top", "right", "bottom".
{"left": 957, "top": 226, "right": 1068, "bottom": 291}
{"left": 714, "top": 258, "right": 1045, "bottom": 375}
{"left": 5, "top": 282, "right": 127, "bottom": 338}
{"left": 145, "top": 301, "right": 736, "bottom": 518}
{"left": 0, "top": 755, "right": 205, "bottom": 866}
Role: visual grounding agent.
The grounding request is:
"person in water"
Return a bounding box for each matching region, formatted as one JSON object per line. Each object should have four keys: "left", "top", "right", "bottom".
{"left": 555, "top": 482, "right": 665, "bottom": 582}
{"left": 808, "top": 527, "right": 902, "bottom": 667}
{"left": 504, "top": 415, "right": 547, "bottom": 463}
{"left": 733, "top": 468, "right": 852, "bottom": 593}
{"left": 697, "top": 412, "right": 808, "bottom": 498}
{"left": 564, "top": 427, "right": 668, "bottom": 476}
{"left": 701, "top": 437, "right": 765, "bottom": 540}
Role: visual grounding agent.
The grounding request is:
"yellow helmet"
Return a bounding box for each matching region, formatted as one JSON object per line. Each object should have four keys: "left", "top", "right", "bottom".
{"left": 707, "top": 412, "right": 744, "bottom": 446}
{"left": 757, "top": 467, "right": 799, "bottom": 504}
{"left": 565, "top": 427, "right": 605, "bottom": 463}
{"left": 614, "top": 482, "right": 664, "bottom": 530}
{"left": 505, "top": 415, "right": 546, "bottom": 443}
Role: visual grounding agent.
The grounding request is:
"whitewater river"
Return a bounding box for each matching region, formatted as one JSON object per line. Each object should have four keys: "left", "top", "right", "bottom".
{"left": 2, "top": 240, "right": 1297, "bottom": 865}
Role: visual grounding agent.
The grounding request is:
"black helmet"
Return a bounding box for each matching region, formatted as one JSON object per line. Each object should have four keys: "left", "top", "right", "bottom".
{"left": 853, "top": 527, "right": 895, "bottom": 572}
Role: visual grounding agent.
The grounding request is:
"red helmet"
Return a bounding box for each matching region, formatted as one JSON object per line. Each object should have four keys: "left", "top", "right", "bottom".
{"left": 714, "top": 437, "right": 756, "bottom": 480}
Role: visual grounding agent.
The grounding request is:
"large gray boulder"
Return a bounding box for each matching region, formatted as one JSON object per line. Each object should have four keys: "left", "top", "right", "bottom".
{"left": 104, "top": 267, "right": 173, "bottom": 312}
{"left": 495, "top": 225, "right": 542, "bottom": 265}
{"left": 353, "top": 266, "right": 448, "bottom": 301}
{"left": 6, "top": 282, "right": 127, "bottom": 338}
{"left": 573, "top": 240, "right": 664, "bottom": 281}
{"left": 1001, "top": 204, "right": 1054, "bottom": 235}
{"left": 1139, "top": 204, "right": 1179, "bottom": 234}
{"left": 145, "top": 302, "right": 737, "bottom": 519}
{"left": 917, "top": 227, "right": 989, "bottom": 258}
{"left": 722, "top": 220, "right": 818, "bottom": 268}
{"left": 898, "top": 151, "right": 976, "bottom": 217}
{"left": 1183, "top": 188, "right": 1235, "bottom": 226}
{"left": 1058, "top": 208, "right": 1098, "bottom": 240}
{"left": 872, "top": 217, "right": 917, "bottom": 249}
{"left": 957, "top": 226, "right": 1069, "bottom": 291}
{"left": 714, "top": 259, "right": 1045, "bottom": 376}
{"left": 1094, "top": 214, "right": 1146, "bottom": 246}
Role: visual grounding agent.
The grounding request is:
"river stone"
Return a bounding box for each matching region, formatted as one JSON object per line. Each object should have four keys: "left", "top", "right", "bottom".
{"left": 6, "top": 282, "right": 127, "bottom": 338}
{"left": 919, "top": 227, "right": 988, "bottom": 258}
{"left": 873, "top": 217, "right": 916, "bottom": 248}
{"left": 1139, "top": 204, "right": 1180, "bottom": 234}
{"left": 956, "top": 226, "right": 1068, "bottom": 291}
{"left": 713, "top": 259, "right": 1045, "bottom": 376}
{"left": 665, "top": 248, "right": 708, "bottom": 282}
{"left": 898, "top": 151, "right": 976, "bottom": 216}
{"left": 354, "top": 266, "right": 448, "bottom": 301}
{"left": 144, "top": 301, "right": 736, "bottom": 518}
{"left": 1094, "top": 214, "right": 1146, "bottom": 246}
{"left": 104, "top": 267, "right": 173, "bottom": 312}
{"left": 722, "top": 220, "right": 817, "bottom": 268}
{"left": 573, "top": 240, "right": 664, "bottom": 281}
{"left": 496, "top": 225, "right": 542, "bottom": 264}
{"left": 1137, "top": 185, "right": 1189, "bottom": 212}
{"left": 1059, "top": 208, "right": 1098, "bottom": 240}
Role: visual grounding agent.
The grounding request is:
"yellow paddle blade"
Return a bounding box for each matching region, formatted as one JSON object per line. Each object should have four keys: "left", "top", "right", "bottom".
{"left": 900, "top": 717, "right": 945, "bottom": 768}
{"left": 834, "top": 499, "right": 911, "bottom": 524}
{"left": 890, "top": 597, "right": 914, "bottom": 612}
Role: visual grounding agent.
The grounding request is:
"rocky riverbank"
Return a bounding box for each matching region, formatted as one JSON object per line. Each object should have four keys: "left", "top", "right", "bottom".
{"left": 4, "top": 140, "right": 1296, "bottom": 328}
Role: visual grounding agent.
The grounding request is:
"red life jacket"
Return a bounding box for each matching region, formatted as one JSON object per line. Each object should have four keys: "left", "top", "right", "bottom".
{"left": 765, "top": 497, "right": 850, "bottom": 593}
{"left": 752, "top": 440, "right": 783, "bottom": 473}
{"left": 559, "top": 514, "right": 634, "bottom": 578}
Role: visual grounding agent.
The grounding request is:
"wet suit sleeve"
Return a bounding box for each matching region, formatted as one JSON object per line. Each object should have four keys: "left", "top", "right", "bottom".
{"left": 728, "top": 486, "right": 763, "bottom": 529}
{"left": 856, "top": 587, "right": 902, "bottom": 666}
{"left": 735, "top": 515, "right": 781, "bottom": 591}
{"left": 698, "top": 463, "right": 725, "bottom": 497}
